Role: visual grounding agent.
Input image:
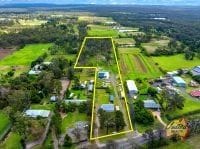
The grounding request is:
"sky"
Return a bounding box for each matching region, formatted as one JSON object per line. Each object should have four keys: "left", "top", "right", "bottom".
{"left": 0, "top": 0, "right": 200, "bottom": 5}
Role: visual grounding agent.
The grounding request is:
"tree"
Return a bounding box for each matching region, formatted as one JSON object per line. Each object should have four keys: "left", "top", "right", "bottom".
{"left": 64, "top": 134, "right": 72, "bottom": 147}
{"left": 147, "top": 87, "right": 158, "bottom": 97}
{"left": 51, "top": 110, "right": 62, "bottom": 135}
{"left": 185, "top": 50, "right": 195, "bottom": 60}
{"left": 115, "top": 111, "right": 126, "bottom": 131}
{"left": 67, "top": 67, "right": 75, "bottom": 80}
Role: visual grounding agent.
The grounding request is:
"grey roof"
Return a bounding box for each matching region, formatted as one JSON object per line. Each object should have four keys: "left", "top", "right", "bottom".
{"left": 25, "top": 110, "right": 50, "bottom": 118}
{"left": 100, "top": 104, "right": 114, "bottom": 112}
{"left": 172, "top": 76, "right": 186, "bottom": 84}
{"left": 144, "top": 100, "right": 160, "bottom": 109}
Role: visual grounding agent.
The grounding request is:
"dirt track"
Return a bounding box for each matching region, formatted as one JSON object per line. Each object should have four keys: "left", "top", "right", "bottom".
{"left": 0, "top": 48, "right": 15, "bottom": 59}
{"left": 133, "top": 54, "right": 147, "bottom": 73}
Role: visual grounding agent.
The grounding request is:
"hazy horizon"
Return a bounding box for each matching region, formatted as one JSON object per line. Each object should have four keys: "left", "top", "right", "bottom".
{"left": 0, "top": 0, "right": 200, "bottom": 6}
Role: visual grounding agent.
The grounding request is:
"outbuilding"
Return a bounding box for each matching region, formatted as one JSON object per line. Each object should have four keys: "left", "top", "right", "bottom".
{"left": 100, "top": 104, "right": 114, "bottom": 112}
{"left": 191, "top": 66, "right": 200, "bottom": 76}
{"left": 98, "top": 71, "right": 110, "bottom": 79}
{"left": 190, "top": 90, "right": 200, "bottom": 98}
{"left": 25, "top": 110, "right": 50, "bottom": 118}
{"left": 172, "top": 76, "right": 186, "bottom": 87}
{"left": 144, "top": 100, "right": 160, "bottom": 109}
{"left": 126, "top": 80, "right": 138, "bottom": 95}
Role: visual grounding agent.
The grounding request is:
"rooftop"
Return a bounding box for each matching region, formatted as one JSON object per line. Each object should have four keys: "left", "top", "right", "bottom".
{"left": 144, "top": 100, "right": 160, "bottom": 109}
{"left": 190, "top": 90, "right": 200, "bottom": 97}
{"left": 25, "top": 109, "right": 50, "bottom": 118}
{"left": 126, "top": 80, "right": 138, "bottom": 91}
{"left": 172, "top": 76, "right": 186, "bottom": 84}
{"left": 100, "top": 104, "right": 114, "bottom": 112}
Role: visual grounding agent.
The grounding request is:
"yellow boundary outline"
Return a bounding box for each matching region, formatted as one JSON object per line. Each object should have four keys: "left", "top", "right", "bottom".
{"left": 74, "top": 37, "right": 133, "bottom": 140}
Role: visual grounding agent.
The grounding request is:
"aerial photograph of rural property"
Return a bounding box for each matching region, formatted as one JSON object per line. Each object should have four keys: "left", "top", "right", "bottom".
{"left": 0, "top": 0, "right": 200, "bottom": 149}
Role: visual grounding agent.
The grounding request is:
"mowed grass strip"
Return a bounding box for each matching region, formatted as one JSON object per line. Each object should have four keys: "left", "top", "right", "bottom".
{"left": 0, "top": 132, "right": 22, "bottom": 149}
{"left": 0, "top": 43, "right": 52, "bottom": 66}
{"left": 153, "top": 54, "right": 200, "bottom": 71}
{"left": 0, "top": 112, "right": 10, "bottom": 136}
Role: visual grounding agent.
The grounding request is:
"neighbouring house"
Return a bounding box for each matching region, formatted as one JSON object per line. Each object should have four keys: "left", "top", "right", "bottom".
{"left": 28, "top": 70, "right": 41, "bottom": 75}
{"left": 144, "top": 100, "right": 160, "bottom": 110}
{"left": 50, "top": 96, "right": 58, "bottom": 102}
{"left": 98, "top": 71, "right": 110, "bottom": 79}
{"left": 126, "top": 80, "right": 138, "bottom": 95}
{"left": 190, "top": 90, "right": 200, "bottom": 98}
{"left": 172, "top": 76, "right": 186, "bottom": 87}
{"left": 100, "top": 104, "right": 115, "bottom": 112}
{"left": 88, "top": 84, "right": 93, "bottom": 92}
{"left": 65, "top": 100, "right": 87, "bottom": 104}
{"left": 25, "top": 110, "right": 51, "bottom": 118}
{"left": 109, "top": 95, "right": 114, "bottom": 102}
{"left": 191, "top": 66, "right": 200, "bottom": 76}
{"left": 166, "top": 71, "right": 178, "bottom": 77}
{"left": 189, "top": 80, "right": 199, "bottom": 87}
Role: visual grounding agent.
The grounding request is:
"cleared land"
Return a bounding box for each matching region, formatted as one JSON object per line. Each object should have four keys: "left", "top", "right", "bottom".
{"left": 118, "top": 48, "right": 162, "bottom": 79}
{"left": 0, "top": 132, "right": 22, "bottom": 149}
{"left": 0, "top": 48, "right": 15, "bottom": 59}
{"left": 152, "top": 54, "right": 200, "bottom": 71}
{"left": 0, "top": 43, "right": 52, "bottom": 75}
{"left": 114, "top": 38, "right": 135, "bottom": 45}
{"left": 141, "top": 38, "right": 170, "bottom": 54}
{"left": 87, "top": 25, "right": 118, "bottom": 37}
{"left": 0, "top": 112, "right": 10, "bottom": 138}
{"left": 78, "top": 16, "right": 113, "bottom": 23}
{"left": 61, "top": 112, "right": 88, "bottom": 133}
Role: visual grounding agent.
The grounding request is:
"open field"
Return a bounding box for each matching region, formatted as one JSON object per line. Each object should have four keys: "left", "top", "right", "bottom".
{"left": 166, "top": 97, "right": 200, "bottom": 120}
{"left": 61, "top": 112, "right": 88, "bottom": 133}
{"left": 87, "top": 25, "right": 118, "bottom": 37}
{"left": 0, "top": 112, "right": 10, "bottom": 138}
{"left": 118, "top": 48, "right": 162, "bottom": 79}
{"left": 0, "top": 43, "right": 52, "bottom": 75}
{"left": 141, "top": 38, "right": 170, "bottom": 54}
{"left": 114, "top": 38, "right": 135, "bottom": 45}
{"left": 0, "top": 132, "right": 22, "bottom": 149}
{"left": 152, "top": 54, "right": 200, "bottom": 71}
{"left": 78, "top": 16, "right": 113, "bottom": 23}
{"left": 0, "top": 44, "right": 51, "bottom": 66}
{"left": 160, "top": 134, "right": 200, "bottom": 149}
{"left": 18, "top": 19, "right": 47, "bottom": 26}
{"left": 0, "top": 48, "right": 15, "bottom": 59}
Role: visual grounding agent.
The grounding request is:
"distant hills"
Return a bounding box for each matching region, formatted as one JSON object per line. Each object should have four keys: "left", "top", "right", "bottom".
{"left": 0, "top": 0, "right": 200, "bottom": 6}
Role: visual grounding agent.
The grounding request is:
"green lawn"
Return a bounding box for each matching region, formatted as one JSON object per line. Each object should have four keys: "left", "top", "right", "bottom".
{"left": 0, "top": 112, "right": 10, "bottom": 137}
{"left": 153, "top": 54, "right": 200, "bottom": 71}
{"left": 0, "top": 132, "right": 22, "bottom": 149}
{"left": 167, "top": 97, "right": 200, "bottom": 119}
{"left": 160, "top": 134, "right": 200, "bottom": 149}
{"left": 61, "top": 112, "right": 88, "bottom": 133}
{"left": 87, "top": 25, "right": 118, "bottom": 37}
{"left": 30, "top": 103, "right": 55, "bottom": 110}
{"left": 118, "top": 48, "right": 162, "bottom": 79}
{"left": 141, "top": 38, "right": 169, "bottom": 54}
{"left": 0, "top": 43, "right": 52, "bottom": 66}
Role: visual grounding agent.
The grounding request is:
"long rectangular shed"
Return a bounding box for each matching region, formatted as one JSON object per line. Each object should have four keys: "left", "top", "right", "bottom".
{"left": 126, "top": 80, "right": 138, "bottom": 95}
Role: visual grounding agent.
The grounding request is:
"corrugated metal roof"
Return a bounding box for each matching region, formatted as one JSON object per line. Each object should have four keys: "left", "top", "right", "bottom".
{"left": 25, "top": 110, "right": 50, "bottom": 118}
{"left": 126, "top": 80, "right": 138, "bottom": 91}
{"left": 172, "top": 76, "right": 186, "bottom": 84}
{"left": 144, "top": 100, "right": 160, "bottom": 109}
{"left": 100, "top": 104, "right": 114, "bottom": 112}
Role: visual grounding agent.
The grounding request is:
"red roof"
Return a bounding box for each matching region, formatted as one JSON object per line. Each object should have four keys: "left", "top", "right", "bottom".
{"left": 190, "top": 90, "right": 200, "bottom": 97}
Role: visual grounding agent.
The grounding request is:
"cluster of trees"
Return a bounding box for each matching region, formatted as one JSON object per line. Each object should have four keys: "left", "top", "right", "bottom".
{"left": 98, "top": 109, "right": 126, "bottom": 134}
{"left": 0, "top": 20, "right": 76, "bottom": 48}
{"left": 133, "top": 100, "right": 154, "bottom": 125}
{"left": 79, "top": 39, "right": 113, "bottom": 65}
{"left": 157, "top": 90, "right": 185, "bottom": 120}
